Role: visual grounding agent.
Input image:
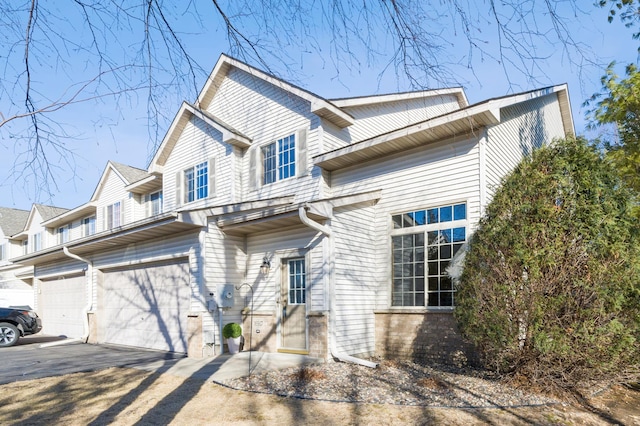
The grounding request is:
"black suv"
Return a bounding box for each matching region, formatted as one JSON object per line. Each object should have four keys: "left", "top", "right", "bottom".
{"left": 0, "top": 307, "right": 42, "bottom": 347}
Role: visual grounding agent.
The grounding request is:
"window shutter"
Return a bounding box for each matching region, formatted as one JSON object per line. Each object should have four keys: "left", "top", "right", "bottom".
{"left": 144, "top": 193, "right": 150, "bottom": 218}
{"left": 102, "top": 206, "right": 107, "bottom": 231}
{"left": 120, "top": 199, "right": 126, "bottom": 226}
{"left": 249, "top": 148, "right": 258, "bottom": 191}
{"left": 208, "top": 157, "right": 216, "bottom": 198}
{"left": 175, "top": 171, "right": 182, "bottom": 208}
{"left": 296, "top": 127, "right": 308, "bottom": 177}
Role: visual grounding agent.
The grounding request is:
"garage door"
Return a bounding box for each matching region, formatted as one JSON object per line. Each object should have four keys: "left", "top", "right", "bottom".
{"left": 101, "top": 260, "right": 191, "bottom": 353}
{"left": 39, "top": 275, "right": 86, "bottom": 338}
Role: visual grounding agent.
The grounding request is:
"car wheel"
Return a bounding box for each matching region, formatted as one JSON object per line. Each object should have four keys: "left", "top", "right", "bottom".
{"left": 0, "top": 323, "right": 19, "bottom": 347}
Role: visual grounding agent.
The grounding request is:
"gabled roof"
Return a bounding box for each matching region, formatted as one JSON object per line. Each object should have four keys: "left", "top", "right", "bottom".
{"left": 0, "top": 207, "right": 30, "bottom": 237}
{"left": 110, "top": 161, "right": 150, "bottom": 184}
{"left": 315, "top": 84, "right": 574, "bottom": 171}
{"left": 34, "top": 204, "right": 70, "bottom": 222}
{"left": 330, "top": 88, "right": 469, "bottom": 109}
{"left": 149, "top": 102, "right": 252, "bottom": 173}
{"left": 13, "top": 204, "right": 70, "bottom": 238}
{"left": 195, "top": 54, "right": 355, "bottom": 128}
{"left": 42, "top": 202, "right": 97, "bottom": 228}
{"left": 90, "top": 161, "right": 150, "bottom": 201}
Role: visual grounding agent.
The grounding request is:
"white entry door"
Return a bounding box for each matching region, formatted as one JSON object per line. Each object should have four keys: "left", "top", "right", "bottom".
{"left": 101, "top": 260, "right": 191, "bottom": 353}
{"left": 280, "top": 258, "right": 307, "bottom": 352}
{"left": 39, "top": 275, "right": 86, "bottom": 338}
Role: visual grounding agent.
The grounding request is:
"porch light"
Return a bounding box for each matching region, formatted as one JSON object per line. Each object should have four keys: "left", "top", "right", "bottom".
{"left": 260, "top": 257, "right": 271, "bottom": 275}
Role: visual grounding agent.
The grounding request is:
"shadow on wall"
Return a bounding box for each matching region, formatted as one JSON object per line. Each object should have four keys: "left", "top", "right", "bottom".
{"left": 100, "top": 260, "right": 191, "bottom": 354}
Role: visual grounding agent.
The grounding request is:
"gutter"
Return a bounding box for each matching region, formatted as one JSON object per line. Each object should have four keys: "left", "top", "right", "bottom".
{"left": 62, "top": 247, "right": 93, "bottom": 343}
{"left": 298, "top": 206, "right": 378, "bottom": 368}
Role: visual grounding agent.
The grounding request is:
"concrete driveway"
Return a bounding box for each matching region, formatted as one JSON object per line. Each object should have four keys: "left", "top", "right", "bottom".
{"left": 1, "top": 335, "right": 321, "bottom": 385}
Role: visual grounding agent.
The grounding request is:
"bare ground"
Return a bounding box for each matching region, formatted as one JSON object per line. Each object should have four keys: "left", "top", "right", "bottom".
{"left": 0, "top": 366, "right": 638, "bottom": 425}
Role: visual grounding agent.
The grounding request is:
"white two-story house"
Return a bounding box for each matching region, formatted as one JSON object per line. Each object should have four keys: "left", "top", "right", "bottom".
{"left": 6, "top": 54, "right": 573, "bottom": 363}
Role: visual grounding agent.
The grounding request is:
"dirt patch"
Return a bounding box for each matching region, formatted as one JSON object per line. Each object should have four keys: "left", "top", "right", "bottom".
{"left": 0, "top": 367, "right": 637, "bottom": 425}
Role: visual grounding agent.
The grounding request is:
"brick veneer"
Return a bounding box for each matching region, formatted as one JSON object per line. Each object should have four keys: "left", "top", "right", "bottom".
{"left": 242, "top": 313, "right": 277, "bottom": 352}
{"left": 307, "top": 312, "right": 328, "bottom": 359}
{"left": 187, "top": 314, "right": 202, "bottom": 359}
{"left": 375, "top": 310, "right": 478, "bottom": 366}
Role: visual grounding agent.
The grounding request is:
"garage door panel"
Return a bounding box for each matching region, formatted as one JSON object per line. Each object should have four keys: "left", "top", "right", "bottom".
{"left": 102, "top": 261, "right": 190, "bottom": 353}
{"left": 40, "top": 276, "right": 86, "bottom": 338}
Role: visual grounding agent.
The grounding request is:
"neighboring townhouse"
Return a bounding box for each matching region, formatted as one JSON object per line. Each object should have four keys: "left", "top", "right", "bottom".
{"left": 6, "top": 54, "right": 574, "bottom": 364}
{"left": 0, "top": 207, "right": 32, "bottom": 307}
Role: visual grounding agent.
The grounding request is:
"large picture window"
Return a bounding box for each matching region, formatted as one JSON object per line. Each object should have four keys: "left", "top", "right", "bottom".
{"left": 391, "top": 202, "right": 467, "bottom": 308}
{"left": 262, "top": 134, "right": 295, "bottom": 184}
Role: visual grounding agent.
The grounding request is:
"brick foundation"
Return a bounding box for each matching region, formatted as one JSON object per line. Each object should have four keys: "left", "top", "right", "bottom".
{"left": 242, "top": 313, "right": 277, "bottom": 352}
{"left": 375, "top": 310, "right": 478, "bottom": 366}
{"left": 187, "top": 314, "right": 203, "bottom": 359}
{"left": 308, "top": 311, "right": 328, "bottom": 359}
{"left": 87, "top": 311, "right": 97, "bottom": 344}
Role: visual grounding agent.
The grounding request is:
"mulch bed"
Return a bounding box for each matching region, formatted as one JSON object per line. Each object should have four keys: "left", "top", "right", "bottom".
{"left": 220, "top": 358, "right": 560, "bottom": 407}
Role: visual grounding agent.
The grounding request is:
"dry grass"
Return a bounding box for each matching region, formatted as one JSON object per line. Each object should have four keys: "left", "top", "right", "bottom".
{"left": 0, "top": 367, "right": 637, "bottom": 425}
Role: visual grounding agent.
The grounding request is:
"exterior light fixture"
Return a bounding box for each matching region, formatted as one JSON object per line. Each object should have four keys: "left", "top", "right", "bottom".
{"left": 260, "top": 257, "right": 271, "bottom": 275}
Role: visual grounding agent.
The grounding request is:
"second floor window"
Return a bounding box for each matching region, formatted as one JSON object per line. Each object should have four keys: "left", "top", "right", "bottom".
{"left": 22, "top": 240, "right": 28, "bottom": 255}
{"left": 32, "top": 232, "right": 42, "bottom": 252}
{"left": 185, "top": 162, "right": 208, "bottom": 203}
{"left": 57, "top": 225, "right": 70, "bottom": 245}
{"left": 263, "top": 134, "right": 295, "bottom": 184}
{"left": 148, "top": 191, "right": 163, "bottom": 216}
{"left": 83, "top": 216, "right": 96, "bottom": 237}
{"left": 0, "top": 243, "right": 5, "bottom": 261}
{"left": 107, "top": 202, "right": 121, "bottom": 229}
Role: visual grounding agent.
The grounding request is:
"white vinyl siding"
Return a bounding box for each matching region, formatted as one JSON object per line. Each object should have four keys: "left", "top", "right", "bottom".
{"left": 331, "top": 136, "right": 482, "bottom": 311}
{"left": 328, "top": 94, "right": 462, "bottom": 145}
{"left": 202, "top": 221, "right": 246, "bottom": 341}
{"left": 96, "top": 168, "right": 130, "bottom": 232}
{"left": 485, "top": 93, "right": 566, "bottom": 201}
{"left": 163, "top": 116, "right": 223, "bottom": 211}
{"left": 207, "top": 67, "right": 319, "bottom": 203}
{"left": 332, "top": 203, "right": 377, "bottom": 356}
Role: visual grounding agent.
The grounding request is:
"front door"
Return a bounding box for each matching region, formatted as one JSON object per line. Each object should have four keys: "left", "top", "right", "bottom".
{"left": 280, "top": 258, "right": 307, "bottom": 352}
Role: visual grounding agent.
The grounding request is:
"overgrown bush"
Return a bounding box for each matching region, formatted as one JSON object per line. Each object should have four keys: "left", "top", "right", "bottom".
{"left": 455, "top": 136, "right": 640, "bottom": 393}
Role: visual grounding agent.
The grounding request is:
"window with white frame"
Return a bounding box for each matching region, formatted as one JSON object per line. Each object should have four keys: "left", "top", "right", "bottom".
{"left": 83, "top": 216, "right": 96, "bottom": 237}
{"left": 391, "top": 202, "right": 467, "bottom": 308}
{"left": 57, "top": 225, "right": 70, "bottom": 245}
{"left": 0, "top": 243, "right": 5, "bottom": 261}
{"left": 32, "top": 232, "right": 43, "bottom": 252}
{"left": 148, "top": 191, "right": 163, "bottom": 216}
{"left": 22, "top": 239, "right": 28, "bottom": 255}
{"left": 184, "top": 162, "right": 208, "bottom": 203}
{"left": 262, "top": 134, "right": 295, "bottom": 185}
{"left": 287, "top": 258, "right": 307, "bottom": 305}
{"left": 107, "top": 202, "right": 121, "bottom": 229}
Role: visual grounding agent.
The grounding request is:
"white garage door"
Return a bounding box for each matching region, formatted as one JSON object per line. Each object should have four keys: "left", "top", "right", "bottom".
{"left": 101, "top": 260, "right": 191, "bottom": 353}
{"left": 39, "top": 275, "right": 86, "bottom": 338}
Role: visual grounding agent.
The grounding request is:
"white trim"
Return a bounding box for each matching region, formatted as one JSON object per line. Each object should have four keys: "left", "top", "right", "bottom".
{"left": 331, "top": 88, "right": 468, "bottom": 109}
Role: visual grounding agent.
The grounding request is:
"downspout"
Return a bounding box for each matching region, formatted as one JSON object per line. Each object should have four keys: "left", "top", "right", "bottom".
{"left": 298, "top": 206, "right": 378, "bottom": 368}
{"left": 63, "top": 247, "right": 92, "bottom": 343}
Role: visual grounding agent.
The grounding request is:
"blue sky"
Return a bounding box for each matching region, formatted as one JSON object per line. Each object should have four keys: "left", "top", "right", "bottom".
{"left": 0, "top": 2, "right": 637, "bottom": 212}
